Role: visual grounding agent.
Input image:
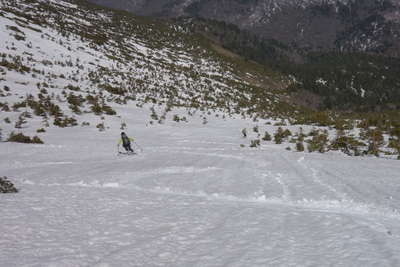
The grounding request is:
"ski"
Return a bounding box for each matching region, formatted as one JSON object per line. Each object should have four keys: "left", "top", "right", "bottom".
{"left": 118, "top": 151, "right": 137, "bottom": 156}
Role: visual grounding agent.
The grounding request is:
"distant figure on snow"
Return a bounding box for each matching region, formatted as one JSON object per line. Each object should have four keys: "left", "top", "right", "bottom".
{"left": 118, "top": 132, "right": 134, "bottom": 153}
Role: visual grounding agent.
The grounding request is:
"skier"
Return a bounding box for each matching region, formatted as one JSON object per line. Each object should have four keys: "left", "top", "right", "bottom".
{"left": 118, "top": 132, "right": 134, "bottom": 153}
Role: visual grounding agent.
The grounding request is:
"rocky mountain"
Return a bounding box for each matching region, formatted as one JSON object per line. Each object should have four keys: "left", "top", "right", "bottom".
{"left": 88, "top": 0, "right": 400, "bottom": 57}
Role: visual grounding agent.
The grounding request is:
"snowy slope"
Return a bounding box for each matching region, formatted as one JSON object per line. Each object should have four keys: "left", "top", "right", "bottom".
{"left": 1, "top": 104, "right": 400, "bottom": 266}
{"left": 0, "top": 0, "right": 284, "bottom": 134}
{"left": 1, "top": 0, "right": 400, "bottom": 266}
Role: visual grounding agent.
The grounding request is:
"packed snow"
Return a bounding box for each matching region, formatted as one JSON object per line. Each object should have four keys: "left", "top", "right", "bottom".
{"left": 1, "top": 0, "right": 400, "bottom": 266}
{"left": 1, "top": 105, "right": 400, "bottom": 266}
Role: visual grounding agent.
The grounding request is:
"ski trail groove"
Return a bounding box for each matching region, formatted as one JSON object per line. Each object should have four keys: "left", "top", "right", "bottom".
{"left": 273, "top": 172, "right": 291, "bottom": 201}
{"left": 297, "top": 156, "right": 349, "bottom": 201}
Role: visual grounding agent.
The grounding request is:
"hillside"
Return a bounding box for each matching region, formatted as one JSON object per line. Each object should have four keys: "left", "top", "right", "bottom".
{"left": 1, "top": 0, "right": 400, "bottom": 159}
{"left": 88, "top": 0, "right": 400, "bottom": 57}
{"left": 86, "top": 0, "right": 400, "bottom": 113}
{"left": 0, "top": 0, "right": 290, "bottom": 135}
{"left": 2, "top": 0, "right": 400, "bottom": 266}
{"left": 172, "top": 17, "right": 400, "bottom": 111}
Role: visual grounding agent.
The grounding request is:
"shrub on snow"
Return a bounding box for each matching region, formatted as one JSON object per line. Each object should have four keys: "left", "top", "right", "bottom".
{"left": 7, "top": 132, "right": 44, "bottom": 144}
{"left": 0, "top": 176, "right": 18, "bottom": 193}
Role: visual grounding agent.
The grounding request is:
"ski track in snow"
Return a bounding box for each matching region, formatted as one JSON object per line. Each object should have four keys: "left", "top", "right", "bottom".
{"left": 7, "top": 141, "right": 400, "bottom": 221}
{"left": 271, "top": 172, "right": 291, "bottom": 202}
{"left": 1, "top": 108, "right": 400, "bottom": 266}
{"left": 297, "top": 156, "right": 349, "bottom": 201}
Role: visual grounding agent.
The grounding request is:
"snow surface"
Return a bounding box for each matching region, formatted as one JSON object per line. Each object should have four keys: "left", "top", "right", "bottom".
{"left": 1, "top": 105, "right": 400, "bottom": 266}
{"left": 0, "top": 0, "right": 399, "bottom": 265}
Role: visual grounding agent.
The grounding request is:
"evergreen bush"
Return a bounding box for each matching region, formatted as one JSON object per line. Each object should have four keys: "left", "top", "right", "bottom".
{"left": 296, "top": 141, "right": 305, "bottom": 152}
{"left": 250, "top": 139, "right": 260, "bottom": 148}
{"left": 7, "top": 132, "right": 43, "bottom": 144}
{"left": 262, "top": 131, "right": 271, "bottom": 141}
{"left": 0, "top": 176, "right": 18, "bottom": 193}
{"left": 307, "top": 131, "right": 329, "bottom": 153}
{"left": 274, "top": 127, "right": 284, "bottom": 144}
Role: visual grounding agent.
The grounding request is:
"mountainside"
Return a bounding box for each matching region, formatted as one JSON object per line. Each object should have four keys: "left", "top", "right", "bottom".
{"left": 0, "top": 0, "right": 294, "bottom": 133}
{"left": 2, "top": 1, "right": 400, "bottom": 265}
{"left": 1, "top": 0, "right": 400, "bottom": 156}
{"left": 172, "top": 17, "right": 400, "bottom": 112}
{"left": 84, "top": 0, "right": 400, "bottom": 112}
{"left": 88, "top": 0, "right": 400, "bottom": 57}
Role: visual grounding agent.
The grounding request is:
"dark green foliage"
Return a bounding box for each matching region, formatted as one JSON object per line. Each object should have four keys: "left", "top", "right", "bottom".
{"left": 14, "top": 114, "right": 27, "bottom": 129}
{"left": 102, "top": 104, "right": 116, "bottom": 115}
{"left": 150, "top": 107, "right": 158, "bottom": 120}
{"left": 7, "top": 132, "right": 43, "bottom": 144}
{"left": 81, "top": 31, "right": 108, "bottom": 45}
{"left": 31, "top": 136, "right": 44, "bottom": 144}
{"left": 0, "top": 176, "right": 18, "bottom": 193}
{"left": 100, "top": 84, "right": 126, "bottom": 95}
{"left": 262, "top": 131, "right": 271, "bottom": 141}
{"left": 90, "top": 102, "right": 103, "bottom": 115}
{"left": 307, "top": 130, "right": 329, "bottom": 153}
{"left": 0, "top": 102, "right": 10, "bottom": 111}
{"left": 250, "top": 139, "right": 260, "bottom": 148}
{"left": 178, "top": 17, "right": 292, "bottom": 69}
{"left": 85, "top": 94, "right": 117, "bottom": 115}
{"left": 296, "top": 127, "right": 306, "bottom": 142}
{"left": 48, "top": 102, "right": 63, "bottom": 117}
{"left": 0, "top": 58, "right": 31, "bottom": 73}
{"left": 173, "top": 114, "right": 181, "bottom": 122}
{"left": 65, "top": 84, "right": 81, "bottom": 91}
{"left": 386, "top": 137, "right": 400, "bottom": 159}
{"left": 273, "top": 127, "right": 292, "bottom": 144}
{"left": 363, "top": 128, "right": 384, "bottom": 156}
{"left": 178, "top": 18, "right": 400, "bottom": 113}
{"left": 14, "top": 34, "right": 25, "bottom": 41}
{"left": 6, "top": 25, "right": 23, "bottom": 34}
{"left": 274, "top": 127, "right": 285, "bottom": 144}
{"left": 29, "top": 100, "right": 46, "bottom": 116}
{"left": 53, "top": 116, "right": 78, "bottom": 127}
{"left": 283, "top": 129, "right": 292, "bottom": 138}
{"left": 67, "top": 93, "right": 85, "bottom": 114}
{"left": 296, "top": 141, "right": 305, "bottom": 152}
{"left": 390, "top": 127, "right": 400, "bottom": 139}
{"left": 96, "top": 122, "right": 105, "bottom": 131}
{"left": 12, "top": 101, "right": 27, "bottom": 111}
{"left": 293, "top": 111, "right": 335, "bottom": 127}
{"left": 330, "top": 135, "right": 365, "bottom": 156}
{"left": 285, "top": 52, "right": 400, "bottom": 111}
